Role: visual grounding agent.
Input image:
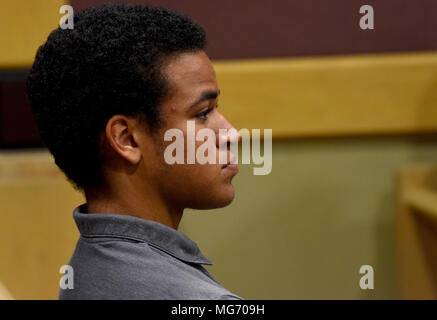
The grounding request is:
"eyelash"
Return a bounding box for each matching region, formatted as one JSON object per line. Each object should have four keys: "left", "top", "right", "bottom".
{"left": 196, "top": 107, "right": 214, "bottom": 120}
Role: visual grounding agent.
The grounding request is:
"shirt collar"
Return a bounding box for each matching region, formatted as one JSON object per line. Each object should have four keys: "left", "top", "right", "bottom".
{"left": 73, "top": 204, "right": 213, "bottom": 265}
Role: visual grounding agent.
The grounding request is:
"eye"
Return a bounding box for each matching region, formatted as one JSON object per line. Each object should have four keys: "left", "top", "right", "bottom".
{"left": 196, "top": 108, "right": 213, "bottom": 120}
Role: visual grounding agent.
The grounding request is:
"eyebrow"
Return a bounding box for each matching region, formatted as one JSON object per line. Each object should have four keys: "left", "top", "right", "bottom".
{"left": 189, "top": 89, "right": 221, "bottom": 109}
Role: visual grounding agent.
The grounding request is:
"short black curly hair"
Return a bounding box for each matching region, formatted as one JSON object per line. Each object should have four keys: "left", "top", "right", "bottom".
{"left": 27, "top": 4, "right": 207, "bottom": 190}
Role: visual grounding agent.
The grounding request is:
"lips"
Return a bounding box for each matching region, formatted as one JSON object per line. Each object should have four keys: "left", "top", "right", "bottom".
{"left": 222, "top": 163, "right": 239, "bottom": 174}
{"left": 221, "top": 152, "right": 238, "bottom": 173}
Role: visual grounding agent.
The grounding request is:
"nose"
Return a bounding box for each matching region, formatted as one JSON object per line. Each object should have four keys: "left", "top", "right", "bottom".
{"left": 215, "top": 113, "right": 240, "bottom": 148}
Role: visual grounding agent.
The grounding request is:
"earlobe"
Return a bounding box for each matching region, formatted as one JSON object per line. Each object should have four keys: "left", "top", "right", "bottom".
{"left": 105, "top": 115, "right": 142, "bottom": 165}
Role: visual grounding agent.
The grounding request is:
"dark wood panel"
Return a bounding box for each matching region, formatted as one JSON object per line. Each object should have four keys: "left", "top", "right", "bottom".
{"left": 71, "top": 0, "right": 437, "bottom": 59}
{"left": 0, "top": 78, "right": 43, "bottom": 148}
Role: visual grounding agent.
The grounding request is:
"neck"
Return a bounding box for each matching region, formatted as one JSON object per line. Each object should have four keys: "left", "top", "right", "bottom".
{"left": 84, "top": 181, "right": 183, "bottom": 230}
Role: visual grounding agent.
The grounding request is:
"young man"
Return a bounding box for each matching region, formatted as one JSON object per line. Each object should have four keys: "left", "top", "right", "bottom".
{"left": 27, "top": 4, "right": 242, "bottom": 300}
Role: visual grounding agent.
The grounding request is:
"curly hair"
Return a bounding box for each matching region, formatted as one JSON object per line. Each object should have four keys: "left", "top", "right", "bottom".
{"left": 27, "top": 4, "right": 207, "bottom": 190}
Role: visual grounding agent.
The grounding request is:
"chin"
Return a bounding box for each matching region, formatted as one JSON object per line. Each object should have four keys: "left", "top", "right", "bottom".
{"left": 216, "top": 189, "right": 235, "bottom": 207}
{"left": 213, "top": 183, "right": 235, "bottom": 206}
{"left": 191, "top": 184, "right": 235, "bottom": 209}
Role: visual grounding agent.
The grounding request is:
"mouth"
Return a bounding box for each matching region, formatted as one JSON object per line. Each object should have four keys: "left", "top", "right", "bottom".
{"left": 221, "top": 151, "right": 238, "bottom": 174}
{"left": 222, "top": 163, "right": 239, "bottom": 174}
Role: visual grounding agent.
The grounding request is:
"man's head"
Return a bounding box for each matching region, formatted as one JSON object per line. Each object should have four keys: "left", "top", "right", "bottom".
{"left": 27, "top": 4, "right": 238, "bottom": 212}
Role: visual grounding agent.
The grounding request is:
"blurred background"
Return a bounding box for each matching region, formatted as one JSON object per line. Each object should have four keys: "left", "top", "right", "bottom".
{"left": 1, "top": 0, "right": 437, "bottom": 299}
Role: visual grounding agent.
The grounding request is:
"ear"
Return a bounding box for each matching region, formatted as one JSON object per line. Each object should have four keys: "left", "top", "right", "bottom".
{"left": 105, "top": 115, "right": 142, "bottom": 165}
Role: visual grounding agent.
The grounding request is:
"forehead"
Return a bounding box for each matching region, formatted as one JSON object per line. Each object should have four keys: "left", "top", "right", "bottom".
{"left": 163, "top": 51, "right": 218, "bottom": 101}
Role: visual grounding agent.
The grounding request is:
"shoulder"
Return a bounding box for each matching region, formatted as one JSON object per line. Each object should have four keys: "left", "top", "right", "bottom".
{"left": 59, "top": 236, "right": 235, "bottom": 299}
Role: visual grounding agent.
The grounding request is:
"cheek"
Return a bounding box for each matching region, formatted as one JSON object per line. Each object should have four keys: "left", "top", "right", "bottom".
{"left": 158, "top": 162, "right": 235, "bottom": 209}
{"left": 150, "top": 123, "right": 235, "bottom": 208}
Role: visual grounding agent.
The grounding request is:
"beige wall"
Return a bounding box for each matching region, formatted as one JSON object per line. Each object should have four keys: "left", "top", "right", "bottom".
{"left": 0, "top": 151, "right": 83, "bottom": 299}
{"left": 181, "top": 136, "right": 437, "bottom": 299}
{"left": 2, "top": 136, "right": 437, "bottom": 299}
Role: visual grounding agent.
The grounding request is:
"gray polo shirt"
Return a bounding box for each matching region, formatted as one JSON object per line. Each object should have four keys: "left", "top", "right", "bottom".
{"left": 59, "top": 204, "right": 242, "bottom": 300}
